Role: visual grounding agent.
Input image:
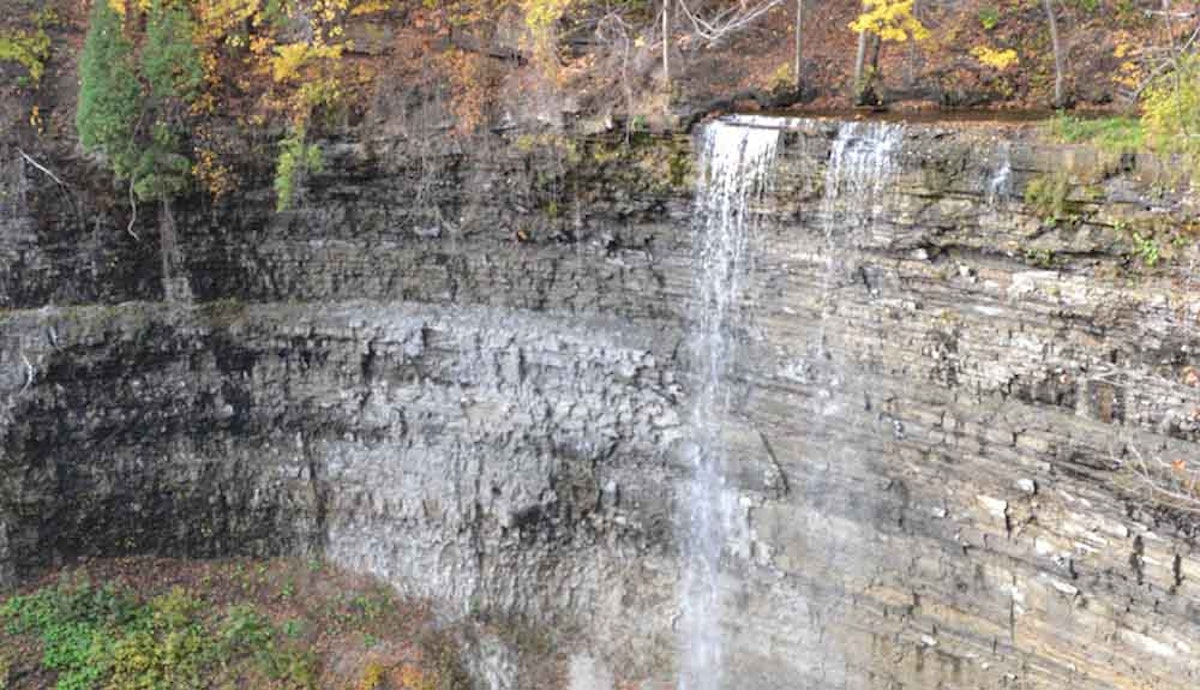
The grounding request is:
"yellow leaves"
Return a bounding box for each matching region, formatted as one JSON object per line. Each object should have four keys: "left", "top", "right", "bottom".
{"left": 971, "top": 45, "right": 1018, "bottom": 70}
{"left": 0, "top": 28, "right": 51, "bottom": 85}
{"left": 194, "top": 142, "right": 234, "bottom": 198}
{"left": 249, "top": 34, "right": 274, "bottom": 55}
{"left": 350, "top": 0, "right": 392, "bottom": 15}
{"left": 522, "top": 0, "right": 571, "bottom": 79}
{"left": 849, "top": 0, "right": 929, "bottom": 43}
{"left": 298, "top": 77, "right": 342, "bottom": 112}
{"left": 196, "top": 0, "right": 263, "bottom": 43}
{"left": 523, "top": 0, "right": 571, "bottom": 31}
{"left": 270, "top": 42, "right": 343, "bottom": 83}
{"left": 29, "top": 105, "right": 43, "bottom": 134}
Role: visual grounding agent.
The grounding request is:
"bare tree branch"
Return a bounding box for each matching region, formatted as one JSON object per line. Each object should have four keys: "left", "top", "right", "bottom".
{"left": 676, "top": 0, "right": 783, "bottom": 44}
{"left": 19, "top": 352, "right": 35, "bottom": 394}
{"left": 17, "top": 149, "right": 68, "bottom": 189}
{"left": 126, "top": 177, "right": 141, "bottom": 241}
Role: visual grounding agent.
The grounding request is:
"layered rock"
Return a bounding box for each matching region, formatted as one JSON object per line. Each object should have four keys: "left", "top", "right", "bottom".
{"left": 2, "top": 116, "right": 1199, "bottom": 689}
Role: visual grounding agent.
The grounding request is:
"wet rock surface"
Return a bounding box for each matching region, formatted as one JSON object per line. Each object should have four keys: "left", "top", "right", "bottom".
{"left": 2, "top": 118, "right": 1200, "bottom": 688}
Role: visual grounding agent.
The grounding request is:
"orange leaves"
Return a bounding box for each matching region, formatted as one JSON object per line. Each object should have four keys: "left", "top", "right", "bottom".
{"left": 438, "top": 46, "right": 495, "bottom": 134}
{"left": 350, "top": 0, "right": 394, "bottom": 16}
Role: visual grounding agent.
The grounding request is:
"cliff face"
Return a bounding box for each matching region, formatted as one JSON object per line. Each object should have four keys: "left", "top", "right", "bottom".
{"left": 2, "top": 117, "right": 1200, "bottom": 689}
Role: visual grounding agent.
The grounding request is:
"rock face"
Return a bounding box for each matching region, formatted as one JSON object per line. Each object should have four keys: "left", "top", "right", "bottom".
{"left": 2, "top": 116, "right": 1200, "bottom": 689}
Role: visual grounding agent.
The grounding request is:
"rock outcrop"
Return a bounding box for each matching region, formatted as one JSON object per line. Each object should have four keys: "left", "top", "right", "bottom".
{"left": 2, "top": 116, "right": 1199, "bottom": 689}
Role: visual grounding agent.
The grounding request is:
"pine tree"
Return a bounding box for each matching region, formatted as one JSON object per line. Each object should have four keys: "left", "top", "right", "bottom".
{"left": 76, "top": 0, "right": 140, "bottom": 180}
{"left": 134, "top": 0, "right": 203, "bottom": 203}
{"left": 77, "top": 0, "right": 203, "bottom": 301}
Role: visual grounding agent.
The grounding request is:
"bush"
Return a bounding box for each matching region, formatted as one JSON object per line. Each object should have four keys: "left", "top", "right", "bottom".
{"left": 1142, "top": 54, "right": 1200, "bottom": 178}
{"left": 274, "top": 126, "right": 324, "bottom": 211}
{"left": 0, "top": 28, "right": 50, "bottom": 85}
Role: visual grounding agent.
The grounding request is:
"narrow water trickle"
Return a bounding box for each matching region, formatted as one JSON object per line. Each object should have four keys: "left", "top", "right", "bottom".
{"left": 678, "top": 118, "right": 779, "bottom": 690}
{"left": 823, "top": 121, "right": 903, "bottom": 236}
{"left": 816, "top": 121, "right": 903, "bottom": 356}
{"left": 988, "top": 141, "right": 1013, "bottom": 203}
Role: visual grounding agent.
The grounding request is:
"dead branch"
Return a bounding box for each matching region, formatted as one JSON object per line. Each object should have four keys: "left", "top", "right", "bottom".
{"left": 17, "top": 149, "right": 68, "bottom": 189}
{"left": 126, "top": 177, "right": 140, "bottom": 241}
{"left": 1115, "top": 438, "right": 1200, "bottom": 516}
{"left": 19, "top": 352, "right": 35, "bottom": 394}
{"left": 676, "top": 0, "right": 783, "bottom": 44}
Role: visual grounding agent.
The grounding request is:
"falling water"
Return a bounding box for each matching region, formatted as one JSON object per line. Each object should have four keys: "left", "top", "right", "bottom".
{"left": 988, "top": 141, "right": 1013, "bottom": 203}
{"left": 816, "top": 121, "right": 903, "bottom": 355}
{"left": 823, "top": 121, "right": 903, "bottom": 235}
{"left": 678, "top": 118, "right": 780, "bottom": 690}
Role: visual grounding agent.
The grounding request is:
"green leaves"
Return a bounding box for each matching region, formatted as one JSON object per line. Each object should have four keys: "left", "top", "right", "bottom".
{"left": 143, "top": 1, "right": 204, "bottom": 103}
{"left": 77, "top": 0, "right": 202, "bottom": 204}
{"left": 76, "top": 0, "right": 140, "bottom": 178}
{"left": 274, "top": 126, "right": 324, "bottom": 211}
{"left": 2, "top": 579, "right": 317, "bottom": 690}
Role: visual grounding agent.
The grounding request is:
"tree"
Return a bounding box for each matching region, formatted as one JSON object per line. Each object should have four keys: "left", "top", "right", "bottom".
{"left": 1142, "top": 53, "right": 1200, "bottom": 175}
{"left": 1043, "top": 0, "right": 1066, "bottom": 107}
{"left": 76, "top": 0, "right": 140, "bottom": 185}
{"left": 666, "top": 0, "right": 783, "bottom": 96}
{"left": 793, "top": 0, "right": 803, "bottom": 93}
{"left": 137, "top": 0, "right": 203, "bottom": 203}
{"left": 849, "top": 0, "right": 928, "bottom": 105}
{"left": 78, "top": 0, "right": 202, "bottom": 300}
{"left": 662, "top": 0, "right": 670, "bottom": 90}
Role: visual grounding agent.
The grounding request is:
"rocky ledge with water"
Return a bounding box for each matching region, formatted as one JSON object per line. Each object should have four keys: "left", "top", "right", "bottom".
{"left": 2, "top": 116, "right": 1199, "bottom": 689}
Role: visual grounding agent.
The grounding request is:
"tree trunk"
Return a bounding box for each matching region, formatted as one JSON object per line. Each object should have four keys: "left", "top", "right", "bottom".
{"left": 793, "top": 0, "right": 803, "bottom": 93}
{"left": 853, "top": 28, "right": 868, "bottom": 103}
{"left": 159, "top": 199, "right": 191, "bottom": 303}
{"left": 855, "top": 34, "right": 882, "bottom": 105}
{"left": 1044, "top": 0, "right": 1065, "bottom": 107}
{"left": 906, "top": 0, "right": 919, "bottom": 88}
{"left": 662, "top": 0, "right": 670, "bottom": 91}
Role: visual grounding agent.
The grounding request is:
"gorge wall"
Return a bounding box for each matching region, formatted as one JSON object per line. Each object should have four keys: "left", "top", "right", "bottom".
{"left": 2, "top": 116, "right": 1200, "bottom": 689}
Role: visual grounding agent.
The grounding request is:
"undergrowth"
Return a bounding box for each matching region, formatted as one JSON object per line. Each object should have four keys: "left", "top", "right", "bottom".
{"left": 0, "top": 559, "right": 469, "bottom": 690}
{"left": 1046, "top": 113, "right": 1145, "bottom": 153}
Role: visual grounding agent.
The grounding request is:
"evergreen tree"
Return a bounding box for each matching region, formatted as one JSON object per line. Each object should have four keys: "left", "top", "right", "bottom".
{"left": 77, "top": 0, "right": 203, "bottom": 301}
{"left": 134, "top": 0, "right": 203, "bottom": 203}
{"left": 76, "top": 0, "right": 140, "bottom": 180}
{"left": 77, "top": 0, "right": 202, "bottom": 204}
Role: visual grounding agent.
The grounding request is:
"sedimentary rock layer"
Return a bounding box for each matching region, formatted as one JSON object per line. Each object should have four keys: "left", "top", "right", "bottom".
{"left": 2, "top": 118, "right": 1198, "bottom": 688}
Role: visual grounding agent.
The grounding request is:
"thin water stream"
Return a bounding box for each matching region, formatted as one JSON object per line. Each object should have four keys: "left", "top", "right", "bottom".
{"left": 678, "top": 119, "right": 779, "bottom": 690}
{"left": 679, "top": 116, "right": 908, "bottom": 689}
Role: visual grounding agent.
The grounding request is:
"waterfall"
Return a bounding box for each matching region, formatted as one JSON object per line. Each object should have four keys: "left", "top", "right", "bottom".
{"left": 823, "top": 121, "right": 903, "bottom": 233}
{"left": 816, "top": 121, "right": 902, "bottom": 355}
{"left": 988, "top": 141, "right": 1012, "bottom": 203}
{"left": 678, "top": 118, "right": 779, "bottom": 690}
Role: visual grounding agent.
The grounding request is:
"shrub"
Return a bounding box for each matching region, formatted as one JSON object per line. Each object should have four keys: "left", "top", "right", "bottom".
{"left": 977, "top": 6, "right": 1000, "bottom": 30}
{"left": 274, "top": 126, "right": 324, "bottom": 211}
{"left": 1142, "top": 54, "right": 1200, "bottom": 178}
